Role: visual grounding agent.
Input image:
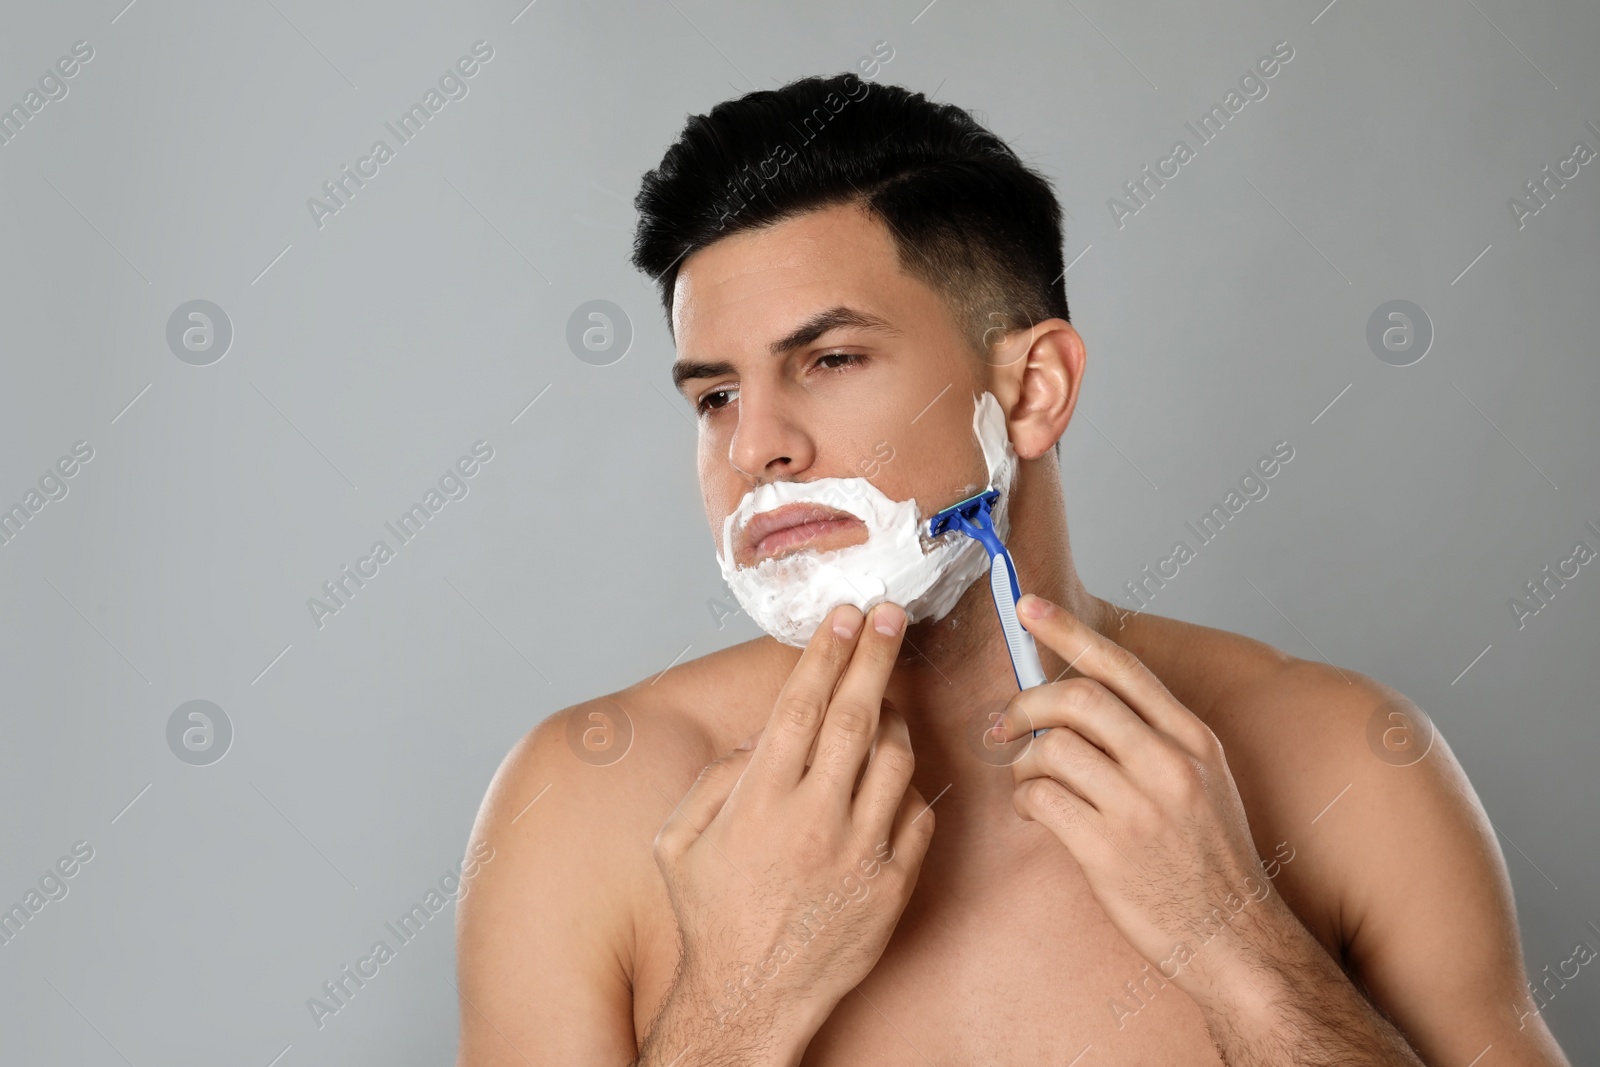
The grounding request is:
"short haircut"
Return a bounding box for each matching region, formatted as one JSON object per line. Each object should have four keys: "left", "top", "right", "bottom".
{"left": 631, "top": 73, "right": 1070, "bottom": 354}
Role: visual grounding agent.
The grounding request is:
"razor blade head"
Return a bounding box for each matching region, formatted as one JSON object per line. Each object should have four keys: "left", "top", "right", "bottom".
{"left": 927, "top": 488, "right": 999, "bottom": 539}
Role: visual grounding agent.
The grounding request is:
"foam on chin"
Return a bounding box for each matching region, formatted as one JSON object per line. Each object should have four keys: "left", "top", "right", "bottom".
{"left": 715, "top": 390, "right": 1018, "bottom": 648}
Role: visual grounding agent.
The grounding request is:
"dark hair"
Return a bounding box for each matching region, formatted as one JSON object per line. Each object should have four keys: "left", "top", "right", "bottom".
{"left": 631, "top": 73, "right": 1070, "bottom": 352}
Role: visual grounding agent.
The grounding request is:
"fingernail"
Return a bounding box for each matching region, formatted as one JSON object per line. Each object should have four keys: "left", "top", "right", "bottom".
{"left": 1018, "top": 594, "right": 1049, "bottom": 619}
{"left": 833, "top": 607, "right": 862, "bottom": 639}
{"left": 736, "top": 730, "right": 762, "bottom": 750}
{"left": 873, "top": 603, "right": 906, "bottom": 636}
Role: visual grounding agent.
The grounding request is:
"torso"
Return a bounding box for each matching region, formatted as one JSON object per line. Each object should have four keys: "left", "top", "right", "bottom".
{"left": 609, "top": 610, "right": 1347, "bottom": 1065}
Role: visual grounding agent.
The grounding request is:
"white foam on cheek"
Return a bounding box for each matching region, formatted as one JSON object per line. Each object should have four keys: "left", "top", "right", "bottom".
{"left": 715, "top": 390, "right": 1018, "bottom": 647}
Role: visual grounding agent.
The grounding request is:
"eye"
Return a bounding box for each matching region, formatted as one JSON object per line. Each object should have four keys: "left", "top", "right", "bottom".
{"left": 695, "top": 384, "right": 738, "bottom": 416}
{"left": 695, "top": 353, "right": 864, "bottom": 416}
{"left": 813, "top": 351, "right": 866, "bottom": 373}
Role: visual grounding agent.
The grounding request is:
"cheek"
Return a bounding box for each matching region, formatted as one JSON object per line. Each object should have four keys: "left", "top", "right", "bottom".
{"left": 892, "top": 421, "right": 990, "bottom": 506}
{"left": 698, "top": 447, "right": 741, "bottom": 543}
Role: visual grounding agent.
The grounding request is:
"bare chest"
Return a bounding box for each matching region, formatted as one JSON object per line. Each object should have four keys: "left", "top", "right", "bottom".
{"left": 630, "top": 837, "right": 1226, "bottom": 1066}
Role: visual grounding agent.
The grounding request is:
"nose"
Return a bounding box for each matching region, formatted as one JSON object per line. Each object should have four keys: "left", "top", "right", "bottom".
{"left": 727, "top": 384, "right": 815, "bottom": 481}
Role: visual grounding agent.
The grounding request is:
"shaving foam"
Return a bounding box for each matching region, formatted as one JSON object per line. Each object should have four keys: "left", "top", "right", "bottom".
{"left": 715, "top": 390, "right": 1018, "bottom": 647}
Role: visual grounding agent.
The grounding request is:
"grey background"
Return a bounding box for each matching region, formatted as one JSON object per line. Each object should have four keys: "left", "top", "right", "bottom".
{"left": 1, "top": 0, "right": 1595, "bottom": 1063}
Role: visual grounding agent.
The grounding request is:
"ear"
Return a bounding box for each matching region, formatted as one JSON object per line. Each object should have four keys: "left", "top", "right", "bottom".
{"left": 984, "top": 320, "right": 1084, "bottom": 460}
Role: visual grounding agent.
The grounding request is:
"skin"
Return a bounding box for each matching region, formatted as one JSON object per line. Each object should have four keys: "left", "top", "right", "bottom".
{"left": 453, "top": 202, "right": 1572, "bottom": 1066}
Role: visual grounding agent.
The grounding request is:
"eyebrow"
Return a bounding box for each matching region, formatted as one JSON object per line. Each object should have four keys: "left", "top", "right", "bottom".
{"left": 670, "top": 305, "right": 898, "bottom": 394}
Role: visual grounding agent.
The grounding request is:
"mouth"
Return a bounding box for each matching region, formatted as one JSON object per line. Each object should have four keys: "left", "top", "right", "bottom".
{"left": 737, "top": 502, "right": 867, "bottom": 567}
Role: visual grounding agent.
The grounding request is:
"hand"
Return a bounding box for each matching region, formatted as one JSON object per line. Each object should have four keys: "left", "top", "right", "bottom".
{"left": 992, "top": 593, "right": 1293, "bottom": 998}
{"left": 651, "top": 602, "right": 935, "bottom": 1046}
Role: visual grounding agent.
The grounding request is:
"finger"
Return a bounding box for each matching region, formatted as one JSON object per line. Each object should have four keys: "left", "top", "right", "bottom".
{"left": 807, "top": 602, "right": 907, "bottom": 794}
{"left": 1013, "top": 775, "right": 1118, "bottom": 864}
{"left": 755, "top": 604, "right": 867, "bottom": 790}
{"left": 652, "top": 747, "right": 755, "bottom": 863}
{"left": 992, "top": 678, "right": 1149, "bottom": 765}
{"left": 1016, "top": 594, "right": 1209, "bottom": 755}
{"left": 882, "top": 778, "right": 937, "bottom": 880}
{"left": 852, "top": 701, "right": 915, "bottom": 836}
{"left": 1008, "top": 724, "right": 1140, "bottom": 815}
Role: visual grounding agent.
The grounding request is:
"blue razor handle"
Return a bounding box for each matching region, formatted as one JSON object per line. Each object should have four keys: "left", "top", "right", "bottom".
{"left": 928, "top": 489, "right": 1049, "bottom": 737}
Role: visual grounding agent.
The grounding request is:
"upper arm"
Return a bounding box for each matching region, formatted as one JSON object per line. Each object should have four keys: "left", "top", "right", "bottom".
{"left": 454, "top": 705, "right": 641, "bottom": 1067}
{"left": 1259, "top": 667, "right": 1571, "bottom": 1066}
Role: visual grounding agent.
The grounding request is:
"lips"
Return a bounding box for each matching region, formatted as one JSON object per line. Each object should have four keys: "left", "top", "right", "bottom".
{"left": 737, "top": 502, "right": 866, "bottom": 566}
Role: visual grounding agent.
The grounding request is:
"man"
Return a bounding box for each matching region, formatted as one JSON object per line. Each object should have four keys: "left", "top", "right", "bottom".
{"left": 454, "top": 74, "right": 1571, "bottom": 1065}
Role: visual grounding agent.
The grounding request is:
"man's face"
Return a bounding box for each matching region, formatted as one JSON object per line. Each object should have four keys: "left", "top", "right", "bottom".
{"left": 670, "top": 203, "right": 995, "bottom": 567}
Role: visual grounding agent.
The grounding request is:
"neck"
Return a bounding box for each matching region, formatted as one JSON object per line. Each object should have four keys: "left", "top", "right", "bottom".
{"left": 882, "top": 452, "right": 1122, "bottom": 829}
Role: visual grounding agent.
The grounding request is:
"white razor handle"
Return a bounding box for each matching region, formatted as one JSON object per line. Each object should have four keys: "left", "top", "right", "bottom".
{"left": 990, "top": 553, "right": 1047, "bottom": 690}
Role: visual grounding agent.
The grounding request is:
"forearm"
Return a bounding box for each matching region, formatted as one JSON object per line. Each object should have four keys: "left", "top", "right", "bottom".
{"left": 633, "top": 966, "right": 822, "bottom": 1067}
{"left": 1187, "top": 901, "right": 1424, "bottom": 1066}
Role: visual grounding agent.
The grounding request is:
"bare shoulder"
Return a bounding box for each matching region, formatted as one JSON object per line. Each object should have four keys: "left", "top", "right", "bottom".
{"left": 465, "top": 634, "right": 788, "bottom": 933}
{"left": 475, "top": 635, "right": 791, "bottom": 847}
{"left": 1129, "top": 612, "right": 1488, "bottom": 942}
{"left": 453, "top": 636, "right": 787, "bottom": 1065}
{"left": 1133, "top": 611, "right": 1568, "bottom": 1063}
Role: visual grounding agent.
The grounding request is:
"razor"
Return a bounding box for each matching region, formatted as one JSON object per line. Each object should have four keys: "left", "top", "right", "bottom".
{"left": 928, "top": 489, "right": 1048, "bottom": 736}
